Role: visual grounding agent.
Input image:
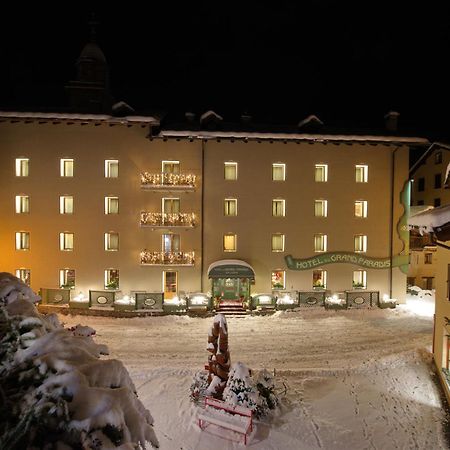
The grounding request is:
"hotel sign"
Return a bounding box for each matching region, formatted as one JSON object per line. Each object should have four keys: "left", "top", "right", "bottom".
{"left": 285, "top": 253, "right": 409, "bottom": 270}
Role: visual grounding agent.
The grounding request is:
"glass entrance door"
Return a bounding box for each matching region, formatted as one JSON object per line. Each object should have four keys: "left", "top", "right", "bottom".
{"left": 212, "top": 278, "right": 250, "bottom": 301}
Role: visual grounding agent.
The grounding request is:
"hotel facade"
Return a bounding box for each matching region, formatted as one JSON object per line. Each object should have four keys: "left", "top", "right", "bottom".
{"left": 0, "top": 112, "right": 429, "bottom": 306}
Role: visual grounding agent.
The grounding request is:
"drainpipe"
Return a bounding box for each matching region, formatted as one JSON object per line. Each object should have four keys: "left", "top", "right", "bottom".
{"left": 389, "top": 146, "right": 401, "bottom": 298}
{"left": 201, "top": 139, "right": 205, "bottom": 292}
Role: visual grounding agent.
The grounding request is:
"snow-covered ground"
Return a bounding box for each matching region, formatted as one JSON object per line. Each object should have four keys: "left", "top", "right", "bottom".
{"left": 60, "top": 293, "right": 449, "bottom": 450}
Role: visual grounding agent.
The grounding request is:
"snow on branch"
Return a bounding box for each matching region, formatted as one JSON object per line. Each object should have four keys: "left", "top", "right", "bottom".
{"left": 0, "top": 272, "right": 159, "bottom": 449}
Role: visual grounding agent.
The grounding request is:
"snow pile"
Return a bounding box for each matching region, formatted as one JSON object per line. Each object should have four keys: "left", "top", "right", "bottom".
{"left": 0, "top": 272, "right": 158, "bottom": 449}
{"left": 397, "top": 288, "right": 435, "bottom": 318}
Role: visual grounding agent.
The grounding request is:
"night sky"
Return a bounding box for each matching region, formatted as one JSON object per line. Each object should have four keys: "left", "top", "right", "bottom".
{"left": 2, "top": 2, "right": 450, "bottom": 138}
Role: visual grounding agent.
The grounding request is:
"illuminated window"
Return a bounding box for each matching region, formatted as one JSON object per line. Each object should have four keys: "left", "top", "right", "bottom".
{"left": 105, "top": 269, "right": 119, "bottom": 290}
{"left": 271, "top": 234, "right": 285, "bottom": 252}
{"left": 162, "top": 198, "right": 180, "bottom": 214}
{"left": 105, "top": 232, "right": 119, "bottom": 251}
{"left": 60, "top": 269, "right": 75, "bottom": 289}
{"left": 353, "top": 270, "right": 367, "bottom": 289}
{"left": 105, "top": 196, "right": 119, "bottom": 214}
{"left": 15, "top": 158, "right": 29, "bottom": 177}
{"left": 271, "top": 270, "right": 285, "bottom": 290}
{"left": 163, "top": 271, "right": 178, "bottom": 299}
{"left": 162, "top": 160, "right": 180, "bottom": 174}
{"left": 272, "top": 199, "right": 285, "bottom": 217}
{"left": 224, "top": 162, "right": 238, "bottom": 180}
{"left": 354, "top": 234, "right": 367, "bottom": 253}
{"left": 15, "top": 232, "right": 30, "bottom": 250}
{"left": 355, "top": 165, "right": 368, "bottom": 183}
{"left": 272, "top": 163, "right": 286, "bottom": 181}
{"left": 223, "top": 233, "right": 237, "bottom": 252}
{"left": 163, "top": 234, "right": 180, "bottom": 252}
{"left": 15, "top": 195, "right": 29, "bottom": 213}
{"left": 60, "top": 159, "right": 74, "bottom": 177}
{"left": 315, "top": 164, "right": 328, "bottom": 182}
{"left": 59, "top": 232, "right": 74, "bottom": 251}
{"left": 224, "top": 198, "right": 237, "bottom": 216}
{"left": 105, "top": 159, "right": 119, "bottom": 178}
{"left": 355, "top": 200, "right": 368, "bottom": 218}
{"left": 313, "top": 270, "right": 327, "bottom": 289}
{"left": 314, "top": 200, "right": 327, "bottom": 217}
{"left": 60, "top": 196, "right": 73, "bottom": 214}
{"left": 424, "top": 253, "right": 433, "bottom": 264}
{"left": 16, "top": 268, "right": 31, "bottom": 286}
{"left": 314, "top": 234, "right": 327, "bottom": 252}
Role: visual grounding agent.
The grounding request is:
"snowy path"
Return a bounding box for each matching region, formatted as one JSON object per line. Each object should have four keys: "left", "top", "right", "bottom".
{"left": 61, "top": 306, "right": 448, "bottom": 450}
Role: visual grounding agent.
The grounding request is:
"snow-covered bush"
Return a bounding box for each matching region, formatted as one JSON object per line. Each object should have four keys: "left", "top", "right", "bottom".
{"left": 0, "top": 272, "right": 158, "bottom": 449}
{"left": 222, "top": 362, "right": 280, "bottom": 418}
{"left": 189, "top": 370, "right": 209, "bottom": 402}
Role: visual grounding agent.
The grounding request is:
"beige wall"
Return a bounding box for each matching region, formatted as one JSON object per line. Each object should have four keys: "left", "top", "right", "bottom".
{"left": 202, "top": 139, "right": 408, "bottom": 301}
{"left": 0, "top": 119, "right": 410, "bottom": 302}
{"left": 433, "top": 244, "right": 450, "bottom": 403}
{"left": 0, "top": 121, "right": 203, "bottom": 295}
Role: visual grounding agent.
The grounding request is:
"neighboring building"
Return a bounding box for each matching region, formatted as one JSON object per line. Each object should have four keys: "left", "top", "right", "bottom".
{"left": 0, "top": 110, "right": 428, "bottom": 304}
{"left": 410, "top": 142, "right": 450, "bottom": 208}
{"left": 408, "top": 205, "right": 450, "bottom": 403}
{"left": 408, "top": 143, "right": 450, "bottom": 289}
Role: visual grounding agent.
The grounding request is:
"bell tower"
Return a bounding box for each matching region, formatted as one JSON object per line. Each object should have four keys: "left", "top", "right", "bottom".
{"left": 66, "top": 16, "right": 113, "bottom": 113}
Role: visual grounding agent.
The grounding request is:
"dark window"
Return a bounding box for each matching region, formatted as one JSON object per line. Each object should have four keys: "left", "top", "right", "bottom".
{"left": 425, "top": 253, "right": 433, "bottom": 264}
{"left": 435, "top": 173, "right": 442, "bottom": 189}
{"left": 417, "top": 200, "right": 424, "bottom": 206}
{"left": 418, "top": 177, "right": 425, "bottom": 192}
{"left": 434, "top": 198, "right": 441, "bottom": 207}
{"left": 435, "top": 151, "right": 443, "bottom": 164}
{"left": 407, "top": 277, "right": 415, "bottom": 286}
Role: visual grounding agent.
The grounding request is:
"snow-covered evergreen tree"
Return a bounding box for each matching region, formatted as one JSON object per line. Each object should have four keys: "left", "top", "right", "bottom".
{"left": 0, "top": 272, "right": 159, "bottom": 449}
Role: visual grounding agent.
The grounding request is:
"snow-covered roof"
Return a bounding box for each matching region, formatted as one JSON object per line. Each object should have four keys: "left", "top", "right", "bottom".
{"left": 298, "top": 115, "right": 323, "bottom": 128}
{"left": 158, "top": 129, "right": 429, "bottom": 145}
{"left": 384, "top": 111, "right": 400, "bottom": 119}
{"left": 200, "top": 110, "right": 223, "bottom": 123}
{"left": 408, "top": 204, "right": 450, "bottom": 232}
{"left": 0, "top": 111, "right": 159, "bottom": 125}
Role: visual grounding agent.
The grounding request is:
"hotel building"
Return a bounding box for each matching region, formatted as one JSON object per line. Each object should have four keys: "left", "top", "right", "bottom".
{"left": 0, "top": 111, "right": 428, "bottom": 305}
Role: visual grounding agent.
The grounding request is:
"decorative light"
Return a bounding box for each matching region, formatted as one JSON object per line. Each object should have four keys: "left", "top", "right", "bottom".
{"left": 277, "top": 293, "right": 295, "bottom": 304}
{"left": 190, "top": 294, "right": 209, "bottom": 305}
{"left": 141, "top": 172, "right": 196, "bottom": 188}
{"left": 73, "top": 291, "right": 87, "bottom": 303}
{"left": 140, "top": 250, "right": 195, "bottom": 265}
{"left": 382, "top": 294, "right": 390, "bottom": 302}
{"left": 140, "top": 212, "right": 196, "bottom": 227}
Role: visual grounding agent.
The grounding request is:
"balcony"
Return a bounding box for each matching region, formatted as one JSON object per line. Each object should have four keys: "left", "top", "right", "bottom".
{"left": 141, "top": 172, "right": 196, "bottom": 190}
{"left": 140, "top": 212, "right": 197, "bottom": 228}
{"left": 140, "top": 250, "right": 195, "bottom": 266}
{"left": 410, "top": 234, "right": 436, "bottom": 251}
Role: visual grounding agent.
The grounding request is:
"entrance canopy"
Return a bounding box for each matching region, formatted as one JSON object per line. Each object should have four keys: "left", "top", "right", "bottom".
{"left": 207, "top": 259, "right": 255, "bottom": 279}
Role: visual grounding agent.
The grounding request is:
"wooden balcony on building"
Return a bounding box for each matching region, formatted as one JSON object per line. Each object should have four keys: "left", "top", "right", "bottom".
{"left": 140, "top": 250, "right": 195, "bottom": 266}
{"left": 140, "top": 212, "right": 197, "bottom": 228}
{"left": 140, "top": 172, "right": 196, "bottom": 190}
{"left": 410, "top": 232, "right": 436, "bottom": 251}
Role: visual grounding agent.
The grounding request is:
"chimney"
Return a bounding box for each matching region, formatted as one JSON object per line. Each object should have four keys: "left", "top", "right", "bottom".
{"left": 185, "top": 112, "right": 196, "bottom": 123}
{"left": 384, "top": 111, "right": 400, "bottom": 132}
{"left": 241, "top": 113, "right": 252, "bottom": 124}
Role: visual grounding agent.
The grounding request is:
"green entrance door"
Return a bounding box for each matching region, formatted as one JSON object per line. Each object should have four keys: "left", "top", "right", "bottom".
{"left": 213, "top": 278, "right": 250, "bottom": 301}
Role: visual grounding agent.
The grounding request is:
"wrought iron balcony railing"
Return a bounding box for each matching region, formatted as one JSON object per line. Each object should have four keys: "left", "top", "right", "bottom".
{"left": 410, "top": 234, "right": 436, "bottom": 251}
{"left": 140, "top": 250, "right": 195, "bottom": 266}
{"left": 140, "top": 212, "right": 197, "bottom": 227}
{"left": 141, "top": 172, "right": 196, "bottom": 189}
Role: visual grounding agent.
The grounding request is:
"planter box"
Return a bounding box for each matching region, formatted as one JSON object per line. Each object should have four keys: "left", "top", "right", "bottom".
{"left": 40, "top": 288, "right": 71, "bottom": 305}
{"left": 163, "top": 303, "right": 187, "bottom": 314}
{"left": 135, "top": 292, "right": 164, "bottom": 311}
{"left": 114, "top": 303, "right": 135, "bottom": 312}
{"left": 89, "top": 290, "right": 116, "bottom": 307}
{"left": 299, "top": 291, "right": 326, "bottom": 307}
{"left": 345, "top": 290, "right": 379, "bottom": 308}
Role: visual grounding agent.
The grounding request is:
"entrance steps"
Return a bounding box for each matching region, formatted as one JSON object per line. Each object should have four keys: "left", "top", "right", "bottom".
{"left": 217, "top": 300, "right": 247, "bottom": 316}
